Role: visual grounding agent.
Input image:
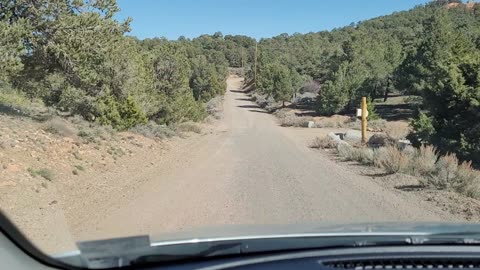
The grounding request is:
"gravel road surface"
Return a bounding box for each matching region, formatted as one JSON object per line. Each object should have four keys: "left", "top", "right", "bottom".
{"left": 73, "top": 76, "right": 456, "bottom": 242}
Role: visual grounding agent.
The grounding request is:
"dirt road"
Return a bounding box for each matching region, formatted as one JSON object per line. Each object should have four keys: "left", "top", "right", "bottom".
{"left": 71, "top": 76, "right": 456, "bottom": 242}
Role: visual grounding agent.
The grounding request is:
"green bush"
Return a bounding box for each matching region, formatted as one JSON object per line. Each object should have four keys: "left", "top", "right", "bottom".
{"left": 97, "top": 95, "right": 147, "bottom": 130}
{"left": 366, "top": 99, "right": 380, "bottom": 120}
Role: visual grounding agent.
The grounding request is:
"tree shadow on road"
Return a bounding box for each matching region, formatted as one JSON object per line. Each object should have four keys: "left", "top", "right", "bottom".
{"left": 362, "top": 172, "right": 394, "bottom": 178}
{"left": 230, "top": 89, "right": 245, "bottom": 93}
{"left": 237, "top": 105, "right": 261, "bottom": 109}
{"left": 236, "top": 97, "right": 253, "bottom": 102}
{"left": 248, "top": 110, "right": 270, "bottom": 114}
{"left": 394, "top": 184, "right": 424, "bottom": 192}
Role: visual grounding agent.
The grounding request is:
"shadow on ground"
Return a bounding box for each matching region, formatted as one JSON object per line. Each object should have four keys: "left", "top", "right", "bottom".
{"left": 237, "top": 104, "right": 261, "bottom": 109}
{"left": 375, "top": 103, "right": 416, "bottom": 121}
{"left": 230, "top": 89, "right": 245, "bottom": 94}
{"left": 236, "top": 97, "right": 253, "bottom": 102}
{"left": 248, "top": 110, "right": 270, "bottom": 114}
{"left": 394, "top": 185, "right": 424, "bottom": 192}
{"left": 362, "top": 172, "right": 394, "bottom": 178}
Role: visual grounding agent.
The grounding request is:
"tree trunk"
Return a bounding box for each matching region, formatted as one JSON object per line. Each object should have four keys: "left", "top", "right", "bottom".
{"left": 282, "top": 100, "right": 285, "bottom": 108}
{"left": 371, "top": 82, "right": 377, "bottom": 99}
{"left": 384, "top": 78, "right": 391, "bottom": 102}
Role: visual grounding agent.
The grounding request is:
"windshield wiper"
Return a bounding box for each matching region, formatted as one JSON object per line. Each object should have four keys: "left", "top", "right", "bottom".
{"left": 131, "top": 242, "right": 243, "bottom": 265}
{"left": 129, "top": 236, "right": 415, "bottom": 266}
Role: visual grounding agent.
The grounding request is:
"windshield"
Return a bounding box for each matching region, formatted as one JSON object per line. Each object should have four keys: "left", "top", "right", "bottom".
{"left": 1, "top": 0, "right": 480, "bottom": 267}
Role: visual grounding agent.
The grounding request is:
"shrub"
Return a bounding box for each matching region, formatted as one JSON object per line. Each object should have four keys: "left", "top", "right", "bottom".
{"left": 412, "top": 145, "right": 438, "bottom": 179}
{"left": 316, "top": 121, "right": 336, "bottom": 128}
{"left": 0, "top": 85, "right": 30, "bottom": 109}
{"left": 176, "top": 122, "right": 202, "bottom": 134}
{"left": 366, "top": 99, "right": 380, "bottom": 120}
{"left": 429, "top": 153, "right": 459, "bottom": 189}
{"left": 0, "top": 83, "right": 47, "bottom": 117}
{"left": 373, "top": 145, "right": 410, "bottom": 174}
{"left": 77, "top": 128, "right": 98, "bottom": 143}
{"left": 310, "top": 136, "right": 337, "bottom": 149}
{"left": 301, "top": 80, "right": 321, "bottom": 94}
{"left": 454, "top": 161, "right": 480, "bottom": 198}
{"left": 96, "top": 95, "right": 147, "bottom": 130}
{"left": 273, "top": 108, "right": 291, "bottom": 119}
{"left": 129, "top": 121, "right": 177, "bottom": 139}
{"left": 385, "top": 122, "right": 410, "bottom": 140}
{"left": 28, "top": 168, "right": 54, "bottom": 181}
{"left": 337, "top": 144, "right": 375, "bottom": 165}
{"left": 355, "top": 147, "right": 375, "bottom": 165}
{"left": 337, "top": 143, "right": 356, "bottom": 161}
{"left": 206, "top": 96, "right": 223, "bottom": 119}
{"left": 74, "top": 165, "right": 85, "bottom": 171}
{"left": 421, "top": 152, "right": 480, "bottom": 198}
{"left": 278, "top": 115, "right": 313, "bottom": 127}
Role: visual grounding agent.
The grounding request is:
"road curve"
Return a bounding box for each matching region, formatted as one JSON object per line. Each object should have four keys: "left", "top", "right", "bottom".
{"left": 75, "top": 76, "right": 455, "bottom": 241}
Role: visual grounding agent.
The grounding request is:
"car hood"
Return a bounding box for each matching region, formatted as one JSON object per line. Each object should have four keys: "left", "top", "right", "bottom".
{"left": 149, "top": 222, "right": 480, "bottom": 244}
{"left": 55, "top": 222, "right": 480, "bottom": 268}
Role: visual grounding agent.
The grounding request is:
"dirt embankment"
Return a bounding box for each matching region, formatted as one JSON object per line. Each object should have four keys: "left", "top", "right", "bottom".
{"left": 0, "top": 111, "right": 218, "bottom": 253}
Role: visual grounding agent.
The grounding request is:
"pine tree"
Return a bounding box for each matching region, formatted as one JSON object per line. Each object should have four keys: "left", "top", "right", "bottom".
{"left": 408, "top": 10, "right": 480, "bottom": 163}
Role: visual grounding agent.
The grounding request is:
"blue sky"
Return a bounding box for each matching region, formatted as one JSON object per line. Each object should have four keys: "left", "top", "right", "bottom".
{"left": 115, "top": 0, "right": 431, "bottom": 40}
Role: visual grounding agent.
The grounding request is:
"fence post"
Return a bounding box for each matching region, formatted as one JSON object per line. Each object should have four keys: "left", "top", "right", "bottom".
{"left": 361, "top": 97, "right": 367, "bottom": 144}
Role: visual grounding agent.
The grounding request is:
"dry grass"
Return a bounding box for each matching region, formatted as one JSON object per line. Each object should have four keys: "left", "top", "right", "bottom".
{"left": 309, "top": 136, "right": 337, "bottom": 149}
{"left": 325, "top": 136, "right": 480, "bottom": 199}
{"left": 336, "top": 143, "right": 375, "bottom": 165}
{"left": 42, "top": 117, "right": 77, "bottom": 137}
{"left": 355, "top": 147, "right": 375, "bottom": 165}
{"left": 430, "top": 153, "right": 460, "bottom": 189}
{"left": 373, "top": 145, "right": 410, "bottom": 174}
{"left": 279, "top": 115, "right": 313, "bottom": 127}
{"left": 337, "top": 143, "right": 356, "bottom": 161}
{"left": 176, "top": 122, "right": 202, "bottom": 134}
{"left": 384, "top": 121, "right": 410, "bottom": 140}
{"left": 369, "top": 119, "right": 388, "bottom": 131}
{"left": 206, "top": 96, "right": 224, "bottom": 120}
{"left": 28, "top": 168, "right": 54, "bottom": 181}
{"left": 420, "top": 153, "right": 480, "bottom": 199}
{"left": 412, "top": 145, "right": 438, "bottom": 178}
{"left": 455, "top": 162, "right": 480, "bottom": 199}
{"left": 129, "top": 121, "right": 177, "bottom": 139}
{"left": 274, "top": 110, "right": 313, "bottom": 127}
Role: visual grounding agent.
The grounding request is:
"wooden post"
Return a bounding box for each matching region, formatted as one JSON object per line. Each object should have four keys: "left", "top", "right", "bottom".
{"left": 361, "top": 97, "right": 367, "bottom": 144}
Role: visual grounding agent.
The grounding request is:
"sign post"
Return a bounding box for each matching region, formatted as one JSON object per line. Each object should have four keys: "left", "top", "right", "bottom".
{"left": 361, "top": 97, "right": 367, "bottom": 144}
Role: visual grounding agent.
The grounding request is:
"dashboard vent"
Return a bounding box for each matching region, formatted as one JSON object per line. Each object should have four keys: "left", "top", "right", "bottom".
{"left": 323, "top": 258, "right": 480, "bottom": 269}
